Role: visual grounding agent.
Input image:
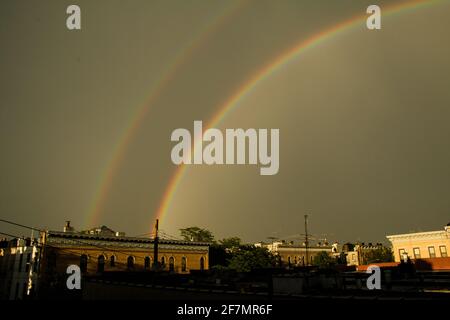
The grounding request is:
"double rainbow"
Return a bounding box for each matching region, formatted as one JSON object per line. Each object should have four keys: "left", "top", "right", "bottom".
{"left": 84, "top": 0, "right": 445, "bottom": 230}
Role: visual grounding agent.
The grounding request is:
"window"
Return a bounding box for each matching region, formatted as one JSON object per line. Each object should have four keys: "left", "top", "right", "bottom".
{"left": 127, "top": 256, "right": 134, "bottom": 269}
{"left": 48, "top": 252, "right": 57, "bottom": 271}
{"left": 18, "top": 253, "right": 23, "bottom": 272}
{"left": 352, "top": 254, "right": 356, "bottom": 262}
{"left": 97, "top": 255, "right": 105, "bottom": 273}
{"left": 428, "top": 246, "right": 436, "bottom": 258}
{"left": 399, "top": 249, "right": 406, "bottom": 258}
{"left": 25, "top": 253, "right": 31, "bottom": 272}
{"left": 80, "top": 255, "right": 88, "bottom": 273}
{"left": 181, "top": 257, "right": 187, "bottom": 272}
{"left": 14, "top": 282, "right": 19, "bottom": 300}
{"left": 440, "top": 246, "right": 448, "bottom": 258}
{"left": 144, "top": 256, "right": 151, "bottom": 269}
{"left": 110, "top": 255, "right": 116, "bottom": 267}
{"left": 287, "top": 256, "right": 291, "bottom": 266}
{"left": 169, "top": 257, "right": 175, "bottom": 272}
{"left": 33, "top": 257, "right": 38, "bottom": 272}
{"left": 23, "top": 282, "right": 28, "bottom": 298}
{"left": 161, "top": 256, "right": 165, "bottom": 268}
{"left": 200, "top": 257, "right": 205, "bottom": 271}
{"left": 413, "top": 248, "right": 421, "bottom": 259}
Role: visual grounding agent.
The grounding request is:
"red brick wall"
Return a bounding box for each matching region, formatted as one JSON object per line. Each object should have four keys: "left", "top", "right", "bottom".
{"left": 413, "top": 257, "right": 450, "bottom": 271}
{"left": 356, "top": 258, "right": 450, "bottom": 271}
{"left": 356, "top": 262, "right": 399, "bottom": 272}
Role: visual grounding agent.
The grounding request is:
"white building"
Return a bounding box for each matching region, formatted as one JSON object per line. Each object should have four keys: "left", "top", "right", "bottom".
{"left": 0, "top": 238, "right": 40, "bottom": 300}
{"left": 386, "top": 223, "right": 450, "bottom": 262}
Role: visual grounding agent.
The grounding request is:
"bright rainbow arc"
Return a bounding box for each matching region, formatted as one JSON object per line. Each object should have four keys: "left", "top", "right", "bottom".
{"left": 84, "top": 1, "right": 250, "bottom": 228}
{"left": 153, "top": 0, "right": 445, "bottom": 230}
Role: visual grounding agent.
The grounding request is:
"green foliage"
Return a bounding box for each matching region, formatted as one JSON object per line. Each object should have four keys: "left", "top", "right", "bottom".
{"left": 312, "top": 251, "right": 336, "bottom": 269}
{"left": 210, "top": 238, "right": 242, "bottom": 267}
{"left": 228, "top": 246, "right": 277, "bottom": 272}
{"left": 180, "top": 229, "right": 275, "bottom": 272}
{"left": 179, "top": 226, "right": 214, "bottom": 242}
{"left": 363, "top": 247, "right": 394, "bottom": 264}
{"left": 209, "top": 243, "right": 231, "bottom": 267}
{"left": 218, "top": 237, "right": 241, "bottom": 249}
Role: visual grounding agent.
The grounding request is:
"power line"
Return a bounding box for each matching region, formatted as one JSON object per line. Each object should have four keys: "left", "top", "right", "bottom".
{"left": 131, "top": 232, "right": 154, "bottom": 238}
{"left": 0, "top": 218, "right": 42, "bottom": 232}
{"left": 0, "top": 217, "right": 137, "bottom": 259}
{"left": 0, "top": 218, "right": 186, "bottom": 262}
{"left": 0, "top": 231, "right": 26, "bottom": 239}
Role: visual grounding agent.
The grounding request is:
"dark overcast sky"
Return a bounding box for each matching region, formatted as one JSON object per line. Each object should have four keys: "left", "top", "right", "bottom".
{"left": 1, "top": 0, "right": 449, "bottom": 244}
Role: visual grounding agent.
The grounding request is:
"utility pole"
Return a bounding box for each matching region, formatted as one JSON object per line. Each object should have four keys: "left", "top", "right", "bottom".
{"left": 304, "top": 214, "right": 309, "bottom": 266}
{"left": 153, "top": 219, "right": 159, "bottom": 270}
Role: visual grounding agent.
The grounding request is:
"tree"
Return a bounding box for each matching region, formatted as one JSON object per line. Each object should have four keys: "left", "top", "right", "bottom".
{"left": 179, "top": 226, "right": 214, "bottom": 242}
{"left": 363, "top": 247, "right": 394, "bottom": 264}
{"left": 228, "top": 246, "right": 276, "bottom": 272}
{"left": 218, "top": 237, "right": 241, "bottom": 250}
{"left": 209, "top": 243, "right": 230, "bottom": 267}
{"left": 312, "top": 251, "right": 336, "bottom": 269}
{"left": 210, "top": 237, "right": 241, "bottom": 268}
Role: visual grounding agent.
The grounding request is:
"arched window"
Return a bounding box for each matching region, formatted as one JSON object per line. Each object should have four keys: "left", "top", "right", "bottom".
{"left": 161, "top": 256, "right": 165, "bottom": 269}
{"left": 169, "top": 257, "right": 175, "bottom": 272}
{"left": 110, "top": 255, "right": 116, "bottom": 267}
{"left": 181, "top": 257, "right": 187, "bottom": 272}
{"left": 48, "top": 252, "right": 57, "bottom": 271}
{"left": 97, "top": 255, "right": 105, "bottom": 273}
{"left": 80, "top": 254, "right": 88, "bottom": 273}
{"left": 287, "top": 256, "right": 291, "bottom": 266}
{"left": 144, "top": 256, "right": 151, "bottom": 270}
{"left": 127, "top": 256, "right": 134, "bottom": 269}
{"left": 200, "top": 257, "right": 205, "bottom": 271}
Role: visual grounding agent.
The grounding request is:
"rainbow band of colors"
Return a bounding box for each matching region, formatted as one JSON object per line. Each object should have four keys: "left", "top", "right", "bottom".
{"left": 85, "top": 0, "right": 445, "bottom": 230}
{"left": 84, "top": 1, "right": 250, "bottom": 227}
{"left": 153, "top": 0, "right": 444, "bottom": 229}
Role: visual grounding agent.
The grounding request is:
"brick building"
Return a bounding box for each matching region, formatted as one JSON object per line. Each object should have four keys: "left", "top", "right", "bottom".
{"left": 39, "top": 223, "right": 210, "bottom": 277}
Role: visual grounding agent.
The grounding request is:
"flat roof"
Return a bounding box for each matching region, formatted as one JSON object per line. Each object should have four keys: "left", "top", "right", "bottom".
{"left": 46, "top": 230, "right": 210, "bottom": 246}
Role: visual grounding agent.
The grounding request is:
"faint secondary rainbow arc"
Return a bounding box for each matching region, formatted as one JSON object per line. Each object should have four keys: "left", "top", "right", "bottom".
{"left": 84, "top": 1, "right": 251, "bottom": 228}
{"left": 153, "top": 0, "right": 445, "bottom": 228}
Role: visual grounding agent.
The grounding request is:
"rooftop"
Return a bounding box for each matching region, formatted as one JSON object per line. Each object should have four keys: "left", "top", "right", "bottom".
{"left": 47, "top": 230, "right": 210, "bottom": 246}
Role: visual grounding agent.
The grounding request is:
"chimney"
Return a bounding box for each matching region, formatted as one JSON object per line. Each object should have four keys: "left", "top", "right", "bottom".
{"left": 64, "top": 221, "right": 74, "bottom": 233}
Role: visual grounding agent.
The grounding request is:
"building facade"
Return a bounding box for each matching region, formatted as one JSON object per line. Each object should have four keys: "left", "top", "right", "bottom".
{"left": 0, "top": 238, "right": 40, "bottom": 300}
{"left": 1, "top": 223, "right": 210, "bottom": 299}
{"left": 39, "top": 227, "right": 210, "bottom": 278}
{"left": 342, "top": 243, "right": 387, "bottom": 266}
{"left": 256, "top": 241, "right": 333, "bottom": 266}
{"left": 386, "top": 223, "right": 450, "bottom": 262}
